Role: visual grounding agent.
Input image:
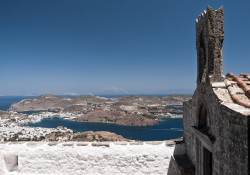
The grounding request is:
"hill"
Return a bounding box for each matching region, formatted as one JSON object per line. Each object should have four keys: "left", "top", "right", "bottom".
{"left": 8, "top": 94, "right": 192, "bottom": 126}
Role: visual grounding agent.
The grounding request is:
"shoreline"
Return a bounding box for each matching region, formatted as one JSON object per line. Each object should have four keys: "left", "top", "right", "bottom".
{"left": 0, "top": 112, "right": 183, "bottom": 142}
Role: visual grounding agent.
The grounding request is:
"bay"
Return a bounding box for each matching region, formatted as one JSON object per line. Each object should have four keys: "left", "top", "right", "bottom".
{"left": 25, "top": 117, "right": 183, "bottom": 141}
{"left": 0, "top": 95, "right": 183, "bottom": 141}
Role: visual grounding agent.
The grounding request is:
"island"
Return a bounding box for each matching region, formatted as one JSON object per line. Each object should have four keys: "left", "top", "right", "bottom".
{"left": 8, "top": 94, "right": 191, "bottom": 126}
{"left": 0, "top": 94, "right": 191, "bottom": 141}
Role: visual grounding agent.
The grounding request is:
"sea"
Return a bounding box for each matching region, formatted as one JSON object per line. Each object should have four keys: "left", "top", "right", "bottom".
{"left": 0, "top": 95, "right": 183, "bottom": 141}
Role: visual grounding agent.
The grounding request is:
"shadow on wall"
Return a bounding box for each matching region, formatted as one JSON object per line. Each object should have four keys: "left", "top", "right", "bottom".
{"left": 4, "top": 155, "right": 18, "bottom": 172}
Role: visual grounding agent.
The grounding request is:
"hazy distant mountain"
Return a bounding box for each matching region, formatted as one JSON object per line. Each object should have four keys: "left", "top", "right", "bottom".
{"left": 26, "top": 92, "right": 79, "bottom": 96}
{"left": 56, "top": 92, "right": 79, "bottom": 96}
{"left": 26, "top": 93, "right": 41, "bottom": 96}
{"left": 0, "top": 93, "right": 9, "bottom": 96}
{"left": 100, "top": 87, "right": 129, "bottom": 94}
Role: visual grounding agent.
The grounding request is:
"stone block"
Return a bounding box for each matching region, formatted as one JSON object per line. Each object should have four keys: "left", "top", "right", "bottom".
{"left": 221, "top": 153, "right": 230, "bottom": 166}
{"left": 113, "top": 142, "right": 128, "bottom": 145}
{"left": 230, "top": 158, "right": 248, "bottom": 174}
{"left": 8, "top": 142, "right": 24, "bottom": 145}
{"left": 213, "top": 169, "right": 220, "bottom": 175}
{"left": 129, "top": 142, "right": 143, "bottom": 145}
{"left": 214, "top": 149, "right": 221, "bottom": 161}
{"left": 92, "top": 142, "right": 110, "bottom": 147}
{"left": 146, "top": 156, "right": 155, "bottom": 161}
{"left": 48, "top": 142, "right": 59, "bottom": 146}
{"left": 213, "top": 159, "right": 220, "bottom": 172}
{"left": 62, "top": 143, "right": 75, "bottom": 147}
{"left": 4, "top": 154, "right": 18, "bottom": 172}
{"left": 219, "top": 128, "right": 229, "bottom": 138}
{"left": 229, "top": 124, "right": 247, "bottom": 142}
{"left": 239, "top": 146, "right": 248, "bottom": 162}
{"left": 222, "top": 118, "right": 230, "bottom": 129}
{"left": 145, "top": 141, "right": 163, "bottom": 145}
{"left": 76, "top": 142, "right": 89, "bottom": 146}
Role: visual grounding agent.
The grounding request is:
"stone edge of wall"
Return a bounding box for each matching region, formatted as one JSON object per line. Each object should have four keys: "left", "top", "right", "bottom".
{"left": 0, "top": 140, "right": 176, "bottom": 147}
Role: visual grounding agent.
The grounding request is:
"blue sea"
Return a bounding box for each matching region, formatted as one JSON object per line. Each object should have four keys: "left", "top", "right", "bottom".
{"left": 0, "top": 95, "right": 183, "bottom": 141}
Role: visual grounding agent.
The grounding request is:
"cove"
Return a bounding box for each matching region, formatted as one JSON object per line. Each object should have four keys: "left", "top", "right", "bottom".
{"left": 25, "top": 117, "right": 183, "bottom": 141}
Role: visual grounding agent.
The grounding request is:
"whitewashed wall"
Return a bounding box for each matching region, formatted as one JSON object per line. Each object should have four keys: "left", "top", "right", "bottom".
{"left": 0, "top": 141, "right": 175, "bottom": 175}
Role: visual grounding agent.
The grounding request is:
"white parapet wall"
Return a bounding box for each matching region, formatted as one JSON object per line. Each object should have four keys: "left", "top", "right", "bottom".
{"left": 0, "top": 141, "right": 176, "bottom": 175}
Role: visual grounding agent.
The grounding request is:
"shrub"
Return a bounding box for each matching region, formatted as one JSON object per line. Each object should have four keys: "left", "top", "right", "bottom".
{"left": 142, "top": 114, "right": 157, "bottom": 119}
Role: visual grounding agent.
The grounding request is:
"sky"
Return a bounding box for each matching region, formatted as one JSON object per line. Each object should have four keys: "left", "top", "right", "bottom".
{"left": 1, "top": 0, "right": 250, "bottom": 96}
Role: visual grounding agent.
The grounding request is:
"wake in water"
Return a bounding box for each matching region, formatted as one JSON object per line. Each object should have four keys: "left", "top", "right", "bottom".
{"left": 149, "top": 128, "right": 183, "bottom": 131}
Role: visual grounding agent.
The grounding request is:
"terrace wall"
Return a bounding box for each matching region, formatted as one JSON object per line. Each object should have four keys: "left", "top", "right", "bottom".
{"left": 0, "top": 141, "right": 176, "bottom": 175}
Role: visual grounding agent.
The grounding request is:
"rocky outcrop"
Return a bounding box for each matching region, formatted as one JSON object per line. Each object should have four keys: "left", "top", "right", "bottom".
{"left": 75, "top": 109, "right": 157, "bottom": 126}
{"left": 45, "top": 130, "right": 127, "bottom": 142}
{"left": 115, "top": 114, "right": 158, "bottom": 126}
{"left": 8, "top": 94, "right": 112, "bottom": 112}
{"left": 76, "top": 109, "right": 123, "bottom": 123}
{"left": 8, "top": 94, "right": 68, "bottom": 112}
{"left": 71, "top": 131, "right": 127, "bottom": 141}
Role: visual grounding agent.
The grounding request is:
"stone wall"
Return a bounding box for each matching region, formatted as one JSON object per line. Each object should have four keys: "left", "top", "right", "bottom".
{"left": 196, "top": 6, "right": 224, "bottom": 84}
{"left": 0, "top": 141, "right": 175, "bottom": 175}
{"left": 183, "top": 83, "right": 250, "bottom": 174}
{"left": 169, "top": 5, "right": 250, "bottom": 175}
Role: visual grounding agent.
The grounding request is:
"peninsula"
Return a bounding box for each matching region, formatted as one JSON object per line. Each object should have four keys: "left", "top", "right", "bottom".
{"left": 0, "top": 94, "right": 190, "bottom": 142}
{"left": 8, "top": 94, "right": 191, "bottom": 126}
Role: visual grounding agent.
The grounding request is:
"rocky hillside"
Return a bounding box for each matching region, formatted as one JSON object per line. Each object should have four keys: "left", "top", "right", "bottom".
{"left": 8, "top": 94, "right": 192, "bottom": 126}
{"left": 8, "top": 94, "right": 114, "bottom": 112}
{"left": 71, "top": 131, "right": 127, "bottom": 141}
{"left": 115, "top": 114, "right": 157, "bottom": 126}
{"left": 9, "top": 94, "right": 192, "bottom": 113}
{"left": 8, "top": 94, "right": 68, "bottom": 112}
{"left": 45, "top": 131, "right": 127, "bottom": 142}
{"left": 76, "top": 109, "right": 124, "bottom": 123}
{"left": 75, "top": 110, "right": 157, "bottom": 126}
{"left": 160, "top": 95, "right": 192, "bottom": 105}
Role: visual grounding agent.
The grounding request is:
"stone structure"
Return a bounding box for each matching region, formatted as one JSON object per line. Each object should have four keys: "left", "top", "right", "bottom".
{"left": 168, "top": 6, "right": 250, "bottom": 175}
{"left": 0, "top": 141, "right": 175, "bottom": 175}
{"left": 196, "top": 6, "right": 224, "bottom": 84}
{"left": 3, "top": 5, "right": 250, "bottom": 175}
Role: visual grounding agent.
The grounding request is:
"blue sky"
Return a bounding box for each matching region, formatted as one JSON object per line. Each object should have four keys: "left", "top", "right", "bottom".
{"left": 0, "top": 0, "right": 250, "bottom": 95}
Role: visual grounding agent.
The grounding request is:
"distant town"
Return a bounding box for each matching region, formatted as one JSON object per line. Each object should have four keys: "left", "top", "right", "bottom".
{"left": 0, "top": 94, "right": 191, "bottom": 142}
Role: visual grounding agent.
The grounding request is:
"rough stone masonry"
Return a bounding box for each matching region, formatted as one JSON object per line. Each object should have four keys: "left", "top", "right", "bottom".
{"left": 2, "top": 5, "right": 250, "bottom": 175}
{"left": 168, "top": 5, "right": 250, "bottom": 175}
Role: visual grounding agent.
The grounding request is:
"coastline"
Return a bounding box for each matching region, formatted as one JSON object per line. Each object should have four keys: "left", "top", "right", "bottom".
{"left": 0, "top": 94, "right": 186, "bottom": 142}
